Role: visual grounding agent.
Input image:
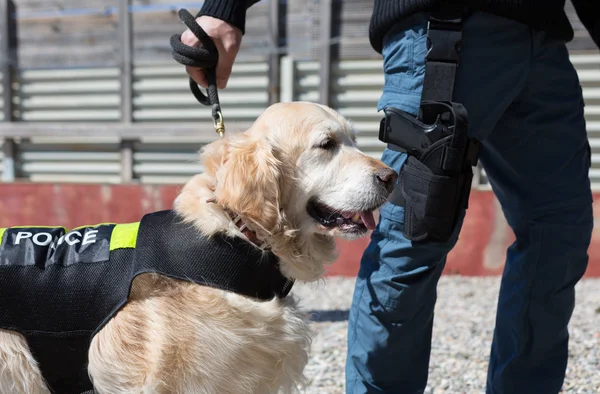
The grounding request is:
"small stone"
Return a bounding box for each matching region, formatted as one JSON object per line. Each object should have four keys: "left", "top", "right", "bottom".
{"left": 290, "top": 276, "right": 600, "bottom": 393}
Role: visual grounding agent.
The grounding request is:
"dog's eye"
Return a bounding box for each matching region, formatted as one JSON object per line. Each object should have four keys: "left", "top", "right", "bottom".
{"left": 317, "top": 139, "right": 337, "bottom": 150}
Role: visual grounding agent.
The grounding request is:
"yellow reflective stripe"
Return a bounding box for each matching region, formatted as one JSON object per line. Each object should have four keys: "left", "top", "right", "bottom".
{"left": 72, "top": 222, "right": 116, "bottom": 231}
{"left": 9, "top": 225, "right": 66, "bottom": 231}
{"left": 109, "top": 222, "right": 140, "bottom": 251}
{"left": 0, "top": 228, "right": 6, "bottom": 245}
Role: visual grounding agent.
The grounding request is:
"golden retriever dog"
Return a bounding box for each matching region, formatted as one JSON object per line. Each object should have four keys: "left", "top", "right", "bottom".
{"left": 0, "top": 101, "right": 397, "bottom": 394}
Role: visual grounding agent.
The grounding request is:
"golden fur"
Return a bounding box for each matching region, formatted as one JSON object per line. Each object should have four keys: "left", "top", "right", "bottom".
{"left": 0, "top": 102, "right": 396, "bottom": 394}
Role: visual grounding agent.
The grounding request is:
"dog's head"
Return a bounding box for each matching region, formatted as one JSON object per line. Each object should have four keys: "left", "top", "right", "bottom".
{"left": 177, "top": 101, "right": 397, "bottom": 281}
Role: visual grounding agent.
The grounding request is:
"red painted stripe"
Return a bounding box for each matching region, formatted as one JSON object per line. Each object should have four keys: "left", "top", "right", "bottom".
{"left": 327, "top": 191, "right": 600, "bottom": 278}
{"left": 0, "top": 184, "right": 598, "bottom": 277}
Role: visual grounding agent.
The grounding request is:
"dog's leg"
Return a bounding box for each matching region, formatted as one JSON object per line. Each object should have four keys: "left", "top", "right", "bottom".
{"left": 0, "top": 329, "right": 50, "bottom": 394}
{"left": 89, "top": 274, "right": 312, "bottom": 394}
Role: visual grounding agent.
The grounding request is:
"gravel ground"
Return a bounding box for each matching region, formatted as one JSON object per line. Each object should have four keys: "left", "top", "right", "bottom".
{"left": 290, "top": 276, "right": 600, "bottom": 394}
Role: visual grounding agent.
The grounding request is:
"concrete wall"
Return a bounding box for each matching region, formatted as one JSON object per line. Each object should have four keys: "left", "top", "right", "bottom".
{"left": 2, "top": 183, "right": 598, "bottom": 277}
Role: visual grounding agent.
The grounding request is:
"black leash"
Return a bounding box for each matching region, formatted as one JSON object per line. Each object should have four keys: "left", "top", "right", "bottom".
{"left": 170, "top": 8, "right": 225, "bottom": 137}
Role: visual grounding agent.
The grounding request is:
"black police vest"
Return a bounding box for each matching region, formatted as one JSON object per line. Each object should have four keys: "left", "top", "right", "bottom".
{"left": 0, "top": 210, "right": 293, "bottom": 394}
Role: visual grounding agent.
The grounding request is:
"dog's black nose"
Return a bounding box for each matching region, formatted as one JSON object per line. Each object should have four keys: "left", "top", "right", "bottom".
{"left": 376, "top": 168, "right": 398, "bottom": 192}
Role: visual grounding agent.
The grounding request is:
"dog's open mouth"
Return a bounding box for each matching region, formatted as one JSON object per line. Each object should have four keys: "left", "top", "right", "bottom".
{"left": 307, "top": 198, "right": 377, "bottom": 232}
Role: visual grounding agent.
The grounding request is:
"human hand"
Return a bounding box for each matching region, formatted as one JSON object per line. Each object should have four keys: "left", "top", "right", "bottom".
{"left": 180, "top": 15, "right": 243, "bottom": 89}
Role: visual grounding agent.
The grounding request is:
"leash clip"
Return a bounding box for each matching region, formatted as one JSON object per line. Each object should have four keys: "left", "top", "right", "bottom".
{"left": 213, "top": 109, "right": 225, "bottom": 138}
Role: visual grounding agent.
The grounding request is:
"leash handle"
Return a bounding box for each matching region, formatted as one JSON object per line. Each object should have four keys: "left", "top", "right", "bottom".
{"left": 170, "top": 8, "right": 224, "bottom": 137}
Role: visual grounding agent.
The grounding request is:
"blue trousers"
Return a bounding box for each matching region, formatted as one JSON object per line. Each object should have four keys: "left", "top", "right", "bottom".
{"left": 345, "top": 12, "right": 594, "bottom": 394}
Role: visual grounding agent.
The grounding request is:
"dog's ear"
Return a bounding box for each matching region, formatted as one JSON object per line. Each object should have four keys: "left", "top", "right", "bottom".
{"left": 213, "top": 132, "right": 282, "bottom": 233}
{"left": 199, "top": 136, "right": 228, "bottom": 178}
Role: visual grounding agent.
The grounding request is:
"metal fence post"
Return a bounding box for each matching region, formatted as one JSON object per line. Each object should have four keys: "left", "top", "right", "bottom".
{"left": 318, "top": 0, "right": 332, "bottom": 106}
{"left": 118, "top": 0, "right": 134, "bottom": 183}
{"left": 119, "top": 0, "right": 133, "bottom": 122}
{"left": 267, "top": 0, "right": 286, "bottom": 105}
{"left": 1, "top": 0, "right": 18, "bottom": 182}
{"left": 280, "top": 56, "right": 295, "bottom": 102}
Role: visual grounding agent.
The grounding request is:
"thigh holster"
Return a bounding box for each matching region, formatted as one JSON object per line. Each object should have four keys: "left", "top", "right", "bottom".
{"left": 378, "top": 6, "right": 481, "bottom": 243}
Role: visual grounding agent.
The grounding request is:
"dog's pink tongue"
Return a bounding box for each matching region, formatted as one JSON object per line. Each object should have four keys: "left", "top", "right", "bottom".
{"left": 360, "top": 211, "right": 377, "bottom": 230}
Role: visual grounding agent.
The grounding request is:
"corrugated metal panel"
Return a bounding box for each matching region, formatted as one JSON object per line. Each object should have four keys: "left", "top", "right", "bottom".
{"left": 15, "top": 62, "right": 269, "bottom": 123}
{"left": 15, "top": 137, "right": 218, "bottom": 184}
{"left": 287, "top": 0, "right": 379, "bottom": 61}
{"left": 17, "top": 67, "right": 121, "bottom": 121}
{"left": 3, "top": 53, "right": 600, "bottom": 187}
{"left": 18, "top": 140, "right": 122, "bottom": 183}
{"left": 330, "top": 60, "right": 386, "bottom": 156}
{"left": 133, "top": 141, "right": 204, "bottom": 184}
{"left": 287, "top": 0, "right": 317, "bottom": 60}
{"left": 336, "top": 0, "right": 378, "bottom": 60}
{"left": 132, "top": 62, "right": 269, "bottom": 123}
{"left": 9, "top": 61, "right": 268, "bottom": 183}
{"left": 3, "top": 0, "right": 599, "bottom": 188}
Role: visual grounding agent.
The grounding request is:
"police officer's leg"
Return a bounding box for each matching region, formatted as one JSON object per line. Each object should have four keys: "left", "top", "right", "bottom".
{"left": 345, "top": 12, "right": 533, "bottom": 394}
{"left": 481, "top": 30, "right": 593, "bottom": 394}
{"left": 344, "top": 16, "right": 457, "bottom": 394}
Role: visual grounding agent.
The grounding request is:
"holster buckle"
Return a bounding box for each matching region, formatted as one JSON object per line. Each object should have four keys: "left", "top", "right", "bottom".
{"left": 426, "top": 9, "right": 466, "bottom": 64}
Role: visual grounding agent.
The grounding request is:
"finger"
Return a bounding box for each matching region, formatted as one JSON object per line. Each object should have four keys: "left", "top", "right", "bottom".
{"left": 216, "top": 74, "right": 229, "bottom": 89}
{"left": 216, "top": 54, "right": 234, "bottom": 89}
{"left": 180, "top": 29, "right": 199, "bottom": 47}
{"left": 186, "top": 66, "right": 208, "bottom": 88}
